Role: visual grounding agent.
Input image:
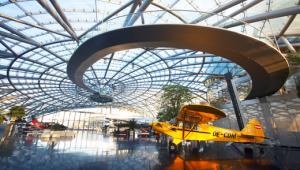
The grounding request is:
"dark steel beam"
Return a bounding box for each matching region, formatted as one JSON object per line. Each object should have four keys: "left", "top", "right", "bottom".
{"left": 49, "top": 0, "right": 75, "bottom": 33}
{"left": 278, "top": 15, "right": 297, "bottom": 37}
{"left": 190, "top": 0, "right": 246, "bottom": 24}
{"left": 213, "top": 0, "right": 263, "bottom": 26}
{"left": 0, "top": 23, "right": 56, "bottom": 59}
{"left": 90, "top": 66, "right": 101, "bottom": 88}
{"left": 9, "top": 67, "right": 65, "bottom": 79}
{"left": 0, "top": 30, "right": 40, "bottom": 46}
{"left": 126, "top": 0, "right": 152, "bottom": 26}
{"left": 169, "top": 52, "right": 198, "bottom": 67}
{"left": 0, "top": 51, "right": 14, "bottom": 59}
{"left": 103, "top": 53, "right": 114, "bottom": 78}
{"left": 185, "top": 55, "right": 206, "bottom": 87}
{"left": 0, "top": 64, "right": 7, "bottom": 69}
{"left": 152, "top": 0, "right": 179, "bottom": 23}
{"left": 120, "top": 72, "right": 224, "bottom": 84}
{"left": 84, "top": 59, "right": 239, "bottom": 84}
{"left": 224, "top": 6, "right": 300, "bottom": 28}
{"left": 280, "top": 36, "right": 296, "bottom": 53}
{"left": 146, "top": 50, "right": 170, "bottom": 69}
{"left": 0, "top": 22, "right": 29, "bottom": 40}
{"left": 225, "top": 72, "right": 244, "bottom": 130}
{"left": 17, "top": 56, "right": 65, "bottom": 73}
{"left": 79, "top": 0, "right": 134, "bottom": 38}
{"left": 123, "top": 0, "right": 140, "bottom": 27}
{"left": 86, "top": 50, "right": 192, "bottom": 85}
{"left": 151, "top": 2, "right": 187, "bottom": 24}
{"left": 279, "top": 42, "right": 300, "bottom": 50}
{"left": 105, "top": 50, "right": 148, "bottom": 85}
{"left": 278, "top": 0, "right": 300, "bottom": 37}
{"left": 41, "top": 47, "right": 67, "bottom": 62}
{"left": 0, "top": 88, "right": 14, "bottom": 93}
{"left": 37, "top": 0, "right": 78, "bottom": 42}
{"left": 116, "top": 51, "right": 193, "bottom": 79}
{"left": 37, "top": 75, "right": 71, "bottom": 106}
{"left": 0, "top": 13, "right": 71, "bottom": 38}
{"left": 0, "top": 25, "right": 68, "bottom": 62}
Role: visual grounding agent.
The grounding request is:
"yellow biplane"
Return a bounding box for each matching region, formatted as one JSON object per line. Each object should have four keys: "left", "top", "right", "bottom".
{"left": 151, "top": 104, "right": 267, "bottom": 145}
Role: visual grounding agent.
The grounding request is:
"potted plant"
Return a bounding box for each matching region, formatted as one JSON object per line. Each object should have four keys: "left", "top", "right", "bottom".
{"left": 50, "top": 123, "right": 68, "bottom": 131}
{"left": 127, "top": 119, "right": 138, "bottom": 140}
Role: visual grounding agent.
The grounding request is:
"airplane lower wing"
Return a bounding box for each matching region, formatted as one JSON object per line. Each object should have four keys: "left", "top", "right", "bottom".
{"left": 173, "top": 138, "right": 182, "bottom": 145}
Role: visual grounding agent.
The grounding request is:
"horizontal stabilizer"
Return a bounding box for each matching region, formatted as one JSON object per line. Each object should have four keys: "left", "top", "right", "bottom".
{"left": 241, "top": 118, "right": 265, "bottom": 138}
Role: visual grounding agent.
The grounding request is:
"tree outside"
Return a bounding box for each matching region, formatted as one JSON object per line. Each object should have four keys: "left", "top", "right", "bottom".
{"left": 294, "top": 76, "right": 300, "bottom": 97}
{"left": 286, "top": 51, "right": 300, "bottom": 74}
{"left": 8, "top": 106, "right": 26, "bottom": 120}
{"left": 0, "top": 115, "right": 8, "bottom": 124}
{"left": 286, "top": 51, "right": 300, "bottom": 97}
{"left": 0, "top": 115, "right": 4, "bottom": 124}
{"left": 158, "top": 84, "right": 192, "bottom": 121}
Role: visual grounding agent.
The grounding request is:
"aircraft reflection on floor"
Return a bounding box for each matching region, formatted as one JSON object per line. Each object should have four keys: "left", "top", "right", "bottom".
{"left": 164, "top": 155, "right": 276, "bottom": 170}
{"left": 0, "top": 130, "right": 299, "bottom": 170}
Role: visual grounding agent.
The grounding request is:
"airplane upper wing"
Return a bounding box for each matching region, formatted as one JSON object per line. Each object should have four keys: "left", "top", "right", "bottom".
{"left": 176, "top": 104, "right": 226, "bottom": 124}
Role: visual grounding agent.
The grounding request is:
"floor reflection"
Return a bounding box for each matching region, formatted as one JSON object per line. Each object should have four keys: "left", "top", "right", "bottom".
{"left": 0, "top": 130, "right": 299, "bottom": 170}
{"left": 163, "top": 155, "right": 277, "bottom": 170}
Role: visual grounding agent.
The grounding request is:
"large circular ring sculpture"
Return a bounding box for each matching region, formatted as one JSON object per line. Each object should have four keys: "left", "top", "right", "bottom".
{"left": 67, "top": 24, "right": 289, "bottom": 99}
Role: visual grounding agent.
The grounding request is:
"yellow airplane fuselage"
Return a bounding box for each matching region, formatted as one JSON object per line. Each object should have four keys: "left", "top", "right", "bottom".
{"left": 151, "top": 119, "right": 265, "bottom": 145}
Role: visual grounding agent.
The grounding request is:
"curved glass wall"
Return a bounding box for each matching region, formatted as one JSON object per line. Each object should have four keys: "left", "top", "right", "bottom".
{"left": 0, "top": 0, "right": 299, "bottom": 117}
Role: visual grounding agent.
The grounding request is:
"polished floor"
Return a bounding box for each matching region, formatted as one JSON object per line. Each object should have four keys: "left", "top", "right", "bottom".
{"left": 0, "top": 130, "right": 300, "bottom": 170}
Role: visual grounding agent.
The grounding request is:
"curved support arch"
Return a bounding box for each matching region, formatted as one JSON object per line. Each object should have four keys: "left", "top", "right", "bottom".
{"left": 67, "top": 24, "right": 289, "bottom": 99}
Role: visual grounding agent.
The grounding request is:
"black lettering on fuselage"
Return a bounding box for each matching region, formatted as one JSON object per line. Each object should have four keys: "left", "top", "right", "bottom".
{"left": 212, "top": 131, "right": 220, "bottom": 137}
{"left": 213, "top": 131, "right": 236, "bottom": 138}
{"left": 224, "top": 132, "right": 236, "bottom": 138}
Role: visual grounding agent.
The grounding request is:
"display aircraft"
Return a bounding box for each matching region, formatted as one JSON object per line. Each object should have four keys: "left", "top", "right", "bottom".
{"left": 151, "top": 104, "right": 267, "bottom": 145}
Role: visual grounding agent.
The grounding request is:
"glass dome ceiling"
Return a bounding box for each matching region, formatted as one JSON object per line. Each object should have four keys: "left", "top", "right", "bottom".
{"left": 0, "top": 0, "right": 299, "bottom": 117}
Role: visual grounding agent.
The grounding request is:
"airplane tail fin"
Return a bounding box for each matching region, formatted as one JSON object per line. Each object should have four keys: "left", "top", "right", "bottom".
{"left": 241, "top": 118, "right": 265, "bottom": 138}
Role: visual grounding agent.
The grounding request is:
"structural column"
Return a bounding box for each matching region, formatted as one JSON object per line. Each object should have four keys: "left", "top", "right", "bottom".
{"left": 280, "top": 36, "right": 296, "bottom": 53}
{"left": 67, "top": 111, "right": 71, "bottom": 128}
{"left": 62, "top": 111, "right": 66, "bottom": 126}
{"left": 224, "top": 72, "right": 245, "bottom": 130}
{"left": 259, "top": 97, "right": 276, "bottom": 138}
{"left": 41, "top": 114, "right": 44, "bottom": 122}
{"left": 78, "top": 112, "right": 82, "bottom": 130}
{"left": 72, "top": 111, "right": 76, "bottom": 129}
